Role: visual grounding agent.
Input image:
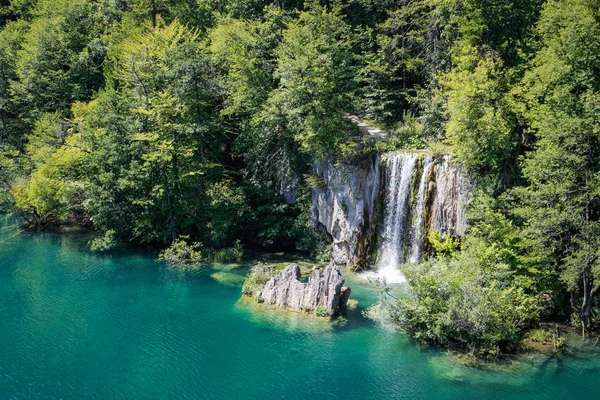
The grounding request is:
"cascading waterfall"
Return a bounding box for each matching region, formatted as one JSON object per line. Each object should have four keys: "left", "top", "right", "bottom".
{"left": 370, "top": 152, "right": 469, "bottom": 284}
{"left": 408, "top": 155, "right": 433, "bottom": 263}
{"left": 316, "top": 149, "right": 470, "bottom": 283}
{"left": 375, "top": 153, "right": 418, "bottom": 283}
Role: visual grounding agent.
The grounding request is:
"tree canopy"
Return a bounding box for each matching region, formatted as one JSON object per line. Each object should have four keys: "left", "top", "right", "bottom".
{"left": 2, "top": 0, "right": 600, "bottom": 353}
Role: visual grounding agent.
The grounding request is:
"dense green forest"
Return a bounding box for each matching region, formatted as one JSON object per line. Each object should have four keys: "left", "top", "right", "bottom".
{"left": 1, "top": 0, "right": 600, "bottom": 355}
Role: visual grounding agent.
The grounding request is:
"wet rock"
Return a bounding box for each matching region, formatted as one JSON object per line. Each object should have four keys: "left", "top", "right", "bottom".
{"left": 256, "top": 263, "right": 347, "bottom": 316}
{"left": 339, "top": 286, "right": 352, "bottom": 307}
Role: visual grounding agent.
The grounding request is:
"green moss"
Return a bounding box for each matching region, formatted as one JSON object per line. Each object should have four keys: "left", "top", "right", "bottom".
{"left": 314, "top": 305, "right": 328, "bottom": 317}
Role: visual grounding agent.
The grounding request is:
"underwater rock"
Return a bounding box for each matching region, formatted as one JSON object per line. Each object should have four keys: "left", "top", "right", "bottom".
{"left": 256, "top": 263, "right": 349, "bottom": 316}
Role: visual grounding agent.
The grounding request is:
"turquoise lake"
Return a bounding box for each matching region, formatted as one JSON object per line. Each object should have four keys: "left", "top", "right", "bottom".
{"left": 2, "top": 216, "right": 600, "bottom": 400}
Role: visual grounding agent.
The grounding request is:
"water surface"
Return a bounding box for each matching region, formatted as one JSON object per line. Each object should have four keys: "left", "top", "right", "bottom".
{"left": 1, "top": 216, "right": 600, "bottom": 399}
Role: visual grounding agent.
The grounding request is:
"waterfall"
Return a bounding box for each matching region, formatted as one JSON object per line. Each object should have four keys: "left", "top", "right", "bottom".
{"left": 408, "top": 155, "right": 433, "bottom": 263}
{"left": 376, "top": 153, "right": 418, "bottom": 283}
{"left": 369, "top": 152, "right": 469, "bottom": 284}
{"left": 316, "top": 150, "right": 471, "bottom": 283}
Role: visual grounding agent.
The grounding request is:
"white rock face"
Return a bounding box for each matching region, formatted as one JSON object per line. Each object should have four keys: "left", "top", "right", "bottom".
{"left": 311, "top": 151, "right": 471, "bottom": 270}
{"left": 256, "top": 263, "right": 348, "bottom": 316}
{"left": 312, "top": 153, "right": 380, "bottom": 266}
{"left": 430, "top": 155, "right": 471, "bottom": 237}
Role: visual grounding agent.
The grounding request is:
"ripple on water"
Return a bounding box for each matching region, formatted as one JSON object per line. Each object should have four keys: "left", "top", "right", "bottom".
{"left": 3, "top": 216, "right": 600, "bottom": 400}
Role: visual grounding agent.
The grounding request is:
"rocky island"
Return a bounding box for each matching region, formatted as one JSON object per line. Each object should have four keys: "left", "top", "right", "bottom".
{"left": 247, "top": 263, "right": 351, "bottom": 317}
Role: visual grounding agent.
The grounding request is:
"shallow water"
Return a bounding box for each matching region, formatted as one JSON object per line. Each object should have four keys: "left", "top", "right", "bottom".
{"left": 1, "top": 216, "right": 600, "bottom": 399}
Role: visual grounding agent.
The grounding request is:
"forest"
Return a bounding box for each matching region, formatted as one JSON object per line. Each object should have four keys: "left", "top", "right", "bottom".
{"left": 1, "top": 0, "right": 600, "bottom": 356}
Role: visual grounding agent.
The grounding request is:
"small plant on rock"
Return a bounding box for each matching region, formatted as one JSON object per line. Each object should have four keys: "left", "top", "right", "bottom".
{"left": 314, "top": 305, "right": 328, "bottom": 317}
{"left": 242, "top": 263, "right": 276, "bottom": 296}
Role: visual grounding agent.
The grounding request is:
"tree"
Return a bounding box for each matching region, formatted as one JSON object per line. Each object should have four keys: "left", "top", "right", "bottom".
{"left": 11, "top": 0, "right": 110, "bottom": 125}
{"left": 511, "top": 0, "right": 600, "bottom": 333}
{"left": 438, "top": 44, "right": 518, "bottom": 176}
{"left": 358, "top": 0, "right": 445, "bottom": 126}
{"left": 0, "top": 19, "right": 26, "bottom": 146}
{"left": 261, "top": 2, "right": 358, "bottom": 158}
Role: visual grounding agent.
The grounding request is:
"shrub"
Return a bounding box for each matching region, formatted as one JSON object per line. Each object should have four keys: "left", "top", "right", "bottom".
{"left": 159, "top": 236, "right": 204, "bottom": 268}
{"left": 392, "top": 259, "right": 537, "bottom": 355}
{"left": 526, "top": 329, "right": 553, "bottom": 343}
{"left": 89, "top": 229, "right": 116, "bottom": 252}
{"left": 314, "top": 305, "right": 328, "bottom": 317}
{"left": 213, "top": 240, "right": 243, "bottom": 263}
{"left": 242, "top": 263, "right": 276, "bottom": 296}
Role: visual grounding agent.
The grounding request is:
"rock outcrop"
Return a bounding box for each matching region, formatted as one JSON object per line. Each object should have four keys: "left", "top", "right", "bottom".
{"left": 312, "top": 151, "right": 472, "bottom": 270}
{"left": 429, "top": 155, "right": 471, "bottom": 237}
{"left": 256, "top": 263, "right": 350, "bottom": 316}
{"left": 312, "top": 153, "right": 380, "bottom": 266}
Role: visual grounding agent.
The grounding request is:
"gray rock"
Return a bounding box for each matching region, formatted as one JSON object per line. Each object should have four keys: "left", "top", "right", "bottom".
{"left": 256, "top": 263, "right": 347, "bottom": 316}
{"left": 339, "top": 286, "right": 352, "bottom": 307}
{"left": 312, "top": 153, "right": 380, "bottom": 266}
{"left": 430, "top": 155, "right": 472, "bottom": 237}
{"left": 279, "top": 173, "right": 300, "bottom": 205}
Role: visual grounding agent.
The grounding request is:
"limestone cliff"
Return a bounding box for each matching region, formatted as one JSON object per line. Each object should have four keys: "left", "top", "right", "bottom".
{"left": 312, "top": 151, "right": 471, "bottom": 269}
{"left": 312, "top": 153, "right": 380, "bottom": 266}
{"left": 429, "top": 155, "right": 471, "bottom": 237}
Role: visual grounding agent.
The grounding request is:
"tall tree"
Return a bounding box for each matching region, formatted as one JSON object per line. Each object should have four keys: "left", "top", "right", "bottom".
{"left": 512, "top": 0, "right": 600, "bottom": 333}
{"left": 261, "top": 2, "right": 358, "bottom": 158}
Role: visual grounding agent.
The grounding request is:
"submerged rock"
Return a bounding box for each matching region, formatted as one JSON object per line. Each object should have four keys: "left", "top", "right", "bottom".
{"left": 312, "top": 153, "right": 380, "bottom": 266}
{"left": 255, "top": 263, "right": 350, "bottom": 316}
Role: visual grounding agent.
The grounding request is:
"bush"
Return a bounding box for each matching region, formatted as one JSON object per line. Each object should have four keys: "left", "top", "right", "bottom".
{"left": 159, "top": 236, "right": 204, "bottom": 268}
{"left": 367, "top": 199, "right": 539, "bottom": 356}
{"left": 393, "top": 259, "right": 537, "bottom": 355}
{"left": 242, "top": 263, "right": 276, "bottom": 296}
{"left": 526, "top": 329, "right": 553, "bottom": 343}
{"left": 89, "top": 229, "right": 116, "bottom": 252}
{"left": 213, "top": 240, "right": 243, "bottom": 263}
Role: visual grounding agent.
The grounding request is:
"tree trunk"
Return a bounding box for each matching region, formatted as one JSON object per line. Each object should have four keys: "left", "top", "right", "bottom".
{"left": 0, "top": 116, "right": 8, "bottom": 139}
{"left": 581, "top": 266, "right": 593, "bottom": 335}
{"left": 150, "top": 0, "right": 157, "bottom": 28}
{"left": 581, "top": 168, "right": 593, "bottom": 335}
{"left": 163, "top": 168, "right": 176, "bottom": 243}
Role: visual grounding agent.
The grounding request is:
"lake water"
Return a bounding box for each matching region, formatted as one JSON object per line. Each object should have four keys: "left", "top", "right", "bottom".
{"left": 1, "top": 216, "right": 600, "bottom": 399}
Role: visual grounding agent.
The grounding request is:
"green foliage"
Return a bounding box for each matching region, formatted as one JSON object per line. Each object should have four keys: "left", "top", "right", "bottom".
{"left": 260, "top": 2, "right": 358, "bottom": 158}
{"left": 89, "top": 229, "right": 116, "bottom": 252}
{"left": 242, "top": 263, "right": 276, "bottom": 296}
{"left": 12, "top": 0, "right": 110, "bottom": 123}
{"left": 526, "top": 328, "right": 552, "bottom": 343}
{"left": 395, "top": 258, "right": 537, "bottom": 355}
{"left": 555, "top": 336, "right": 566, "bottom": 350}
{"left": 159, "top": 235, "right": 204, "bottom": 267}
{"left": 12, "top": 133, "right": 84, "bottom": 226}
{"left": 510, "top": 0, "right": 600, "bottom": 330}
{"left": 314, "top": 305, "right": 328, "bottom": 317}
{"left": 438, "top": 44, "right": 518, "bottom": 175}
{"left": 428, "top": 231, "right": 460, "bottom": 257}
{"left": 369, "top": 194, "right": 539, "bottom": 355}
{"left": 212, "top": 240, "right": 244, "bottom": 263}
